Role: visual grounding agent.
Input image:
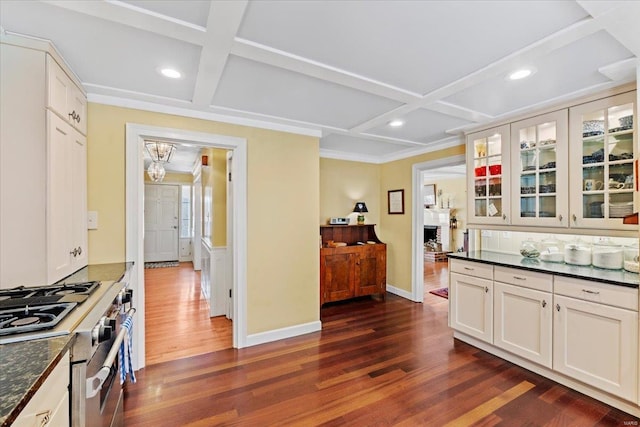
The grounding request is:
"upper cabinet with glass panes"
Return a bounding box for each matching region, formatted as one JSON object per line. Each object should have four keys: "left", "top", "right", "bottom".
{"left": 466, "top": 125, "right": 511, "bottom": 225}
{"left": 510, "top": 110, "right": 568, "bottom": 227}
{"left": 465, "top": 87, "right": 636, "bottom": 234}
{"left": 568, "top": 91, "right": 636, "bottom": 231}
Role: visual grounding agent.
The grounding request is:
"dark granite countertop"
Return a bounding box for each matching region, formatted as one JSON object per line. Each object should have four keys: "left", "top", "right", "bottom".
{"left": 449, "top": 251, "right": 639, "bottom": 288}
{"left": 0, "top": 262, "right": 134, "bottom": 425}
{"left": 0, "top": 335, "right": 74, "bottom": 426}
{"left": 56, "top": 261, "right": 133, "bottom": 284}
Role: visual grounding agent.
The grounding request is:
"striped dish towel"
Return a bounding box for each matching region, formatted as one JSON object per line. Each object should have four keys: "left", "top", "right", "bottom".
{"left": 118, "top": 314, "right": 137, "bottom": 384}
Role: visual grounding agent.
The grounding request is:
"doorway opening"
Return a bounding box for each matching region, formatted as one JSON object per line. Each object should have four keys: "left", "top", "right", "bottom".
{"left": 411, "top": 154, "right": 466, "bottom": 304}
{"left": 142, "top": 145, "right": 233, "bottom": 365}
{"left": 126, "top": 123, "right": 248, "bottom": 371}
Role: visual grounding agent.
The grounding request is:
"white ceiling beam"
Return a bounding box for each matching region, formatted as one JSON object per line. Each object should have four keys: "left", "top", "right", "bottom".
{"left": 577, "top": 1, "right": 640, "bottom": 58}
{"left": 423, "top": 101, "right": 494, "bottom": 123}
{"left": 41, "top": 0, "right": 205, "bottom": 46}
{"left": 231, "top": 38, "right": 421, "bottom": 104}
{"left": 349, "top": 16, "right": 603, "bottom": 133}
{"left": 191, "top": 1, "right": 248, "bottom": 107}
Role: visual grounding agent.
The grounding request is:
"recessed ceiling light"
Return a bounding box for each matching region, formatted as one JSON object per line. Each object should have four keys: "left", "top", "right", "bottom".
{"left": 159, "top": 68, "right": 181, "bottom": 79}
{"left": 507, "top": 68, "right": 535, "bottom": 81}
{"left": 389, "top": 120, "right": 404, "bottom": 127}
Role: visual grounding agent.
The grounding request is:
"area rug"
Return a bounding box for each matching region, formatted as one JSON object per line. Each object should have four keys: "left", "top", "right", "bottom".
{"left": 429, "top": 287, "right": 448, "bottom": 299}
{"left": 144, "top": 261, "right": 179, "bottom": 269}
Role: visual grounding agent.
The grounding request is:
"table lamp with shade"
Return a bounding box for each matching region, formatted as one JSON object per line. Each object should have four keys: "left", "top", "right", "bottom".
{"left": 353, "top": 202, "right": 368, "bottom": 225}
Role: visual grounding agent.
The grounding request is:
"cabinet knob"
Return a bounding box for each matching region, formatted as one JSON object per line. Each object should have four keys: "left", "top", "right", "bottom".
{"left": 572, "top": 214, "right": 577, "bottom": 223}
{"left": 36, "top": 410, "right": 51, "bottom": 426}
{"left": 558, "top": 214, "right": 563, "bottom": 222}
{"left": 541, "top": 300, "right": 547, "bottom": 308}
{"left": 484, "top": 286, "right": 489, "bottom": 293}
{"left": 68, "top": 110, "right": 81, "bottom": 123}
{"left": 77, "top": 246, "right": 82, "bottom": 255}
{"left": 502, "top": 214, "right": 507, "bottom": 221}
{"left": 556, "top": 303, "right": 560, "bottom": 312}
{"left": 70, "top": 248, "right": 78, "bottom": 257}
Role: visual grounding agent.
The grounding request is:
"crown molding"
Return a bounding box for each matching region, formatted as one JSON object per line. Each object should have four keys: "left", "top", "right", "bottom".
{"left": 87, "top": 93, "right": 322, "bottom": 138}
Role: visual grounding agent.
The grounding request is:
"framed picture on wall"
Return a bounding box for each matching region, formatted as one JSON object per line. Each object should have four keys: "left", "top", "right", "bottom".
{"left": 388, "top": 189, "right": 404, "bottom": 214}
{"left": 424, "top": 184, "right": 436, "bottom": 207}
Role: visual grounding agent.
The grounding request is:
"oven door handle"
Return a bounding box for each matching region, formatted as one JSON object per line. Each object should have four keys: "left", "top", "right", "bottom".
{"left": 86, "top": 308, "right": 136, "bottom": 399}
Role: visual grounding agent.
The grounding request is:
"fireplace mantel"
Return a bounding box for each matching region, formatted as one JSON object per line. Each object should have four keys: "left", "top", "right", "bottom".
{"left": 424, "top": 208, "right": 451, "bottom": 252}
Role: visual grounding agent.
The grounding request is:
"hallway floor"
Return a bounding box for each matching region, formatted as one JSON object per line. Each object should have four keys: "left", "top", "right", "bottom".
{"left": 144, "top": 262, "right": 232, "bottom": 366}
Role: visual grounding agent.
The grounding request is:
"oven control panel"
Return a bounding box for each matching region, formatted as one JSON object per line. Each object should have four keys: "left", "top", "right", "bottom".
{"left": 91, "top": 316, "right": 114, "bottom": 345}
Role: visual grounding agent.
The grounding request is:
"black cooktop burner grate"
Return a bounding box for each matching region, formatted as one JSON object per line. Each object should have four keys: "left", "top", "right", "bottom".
{"left": 0, "top": 281, "right": 101, "bottom": 309}
{"left": 0, "top": 303, "right": 77, "bottom": 335}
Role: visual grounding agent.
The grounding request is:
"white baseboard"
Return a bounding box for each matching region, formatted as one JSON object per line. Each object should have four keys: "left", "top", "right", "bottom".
{"left": 245, "top": 320, "right": 322, "bottom": 347}
{"left": 387, "top": 284, "right": 418, "bottom": 301}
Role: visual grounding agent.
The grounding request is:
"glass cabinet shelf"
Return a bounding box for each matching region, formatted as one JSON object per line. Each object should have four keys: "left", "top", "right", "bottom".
{"left": 510, "top": 110, "right": 568, "bottom": 226}
{"left": 570, "top": 91, "right": 636, "bottom": 229}
{"left": 467, "top": 125, "right": 510, "bottom": 224}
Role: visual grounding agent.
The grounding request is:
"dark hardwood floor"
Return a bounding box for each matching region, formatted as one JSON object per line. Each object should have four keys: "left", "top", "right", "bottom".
{"left": 125, "top": 260, "right": 638, "bottom": 426}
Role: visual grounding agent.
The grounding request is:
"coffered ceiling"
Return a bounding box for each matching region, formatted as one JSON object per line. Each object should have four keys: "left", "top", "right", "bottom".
{"left": 1, "top": 1, "right": 638, "bottom": 164}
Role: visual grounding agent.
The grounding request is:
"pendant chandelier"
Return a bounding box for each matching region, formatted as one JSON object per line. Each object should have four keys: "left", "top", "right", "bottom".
{"left": 145, "top": 140, "right": 176, "bottom": 163}
{"left": 145, "top": 140, "right": 176, "bottom": 182}
{"left": 147, "top": 161, "right": 166, "bottom": 182}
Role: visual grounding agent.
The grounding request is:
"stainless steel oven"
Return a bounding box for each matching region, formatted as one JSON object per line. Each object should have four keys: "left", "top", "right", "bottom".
{"left": 71, "top": 284, "right": 133, "bottom": 427}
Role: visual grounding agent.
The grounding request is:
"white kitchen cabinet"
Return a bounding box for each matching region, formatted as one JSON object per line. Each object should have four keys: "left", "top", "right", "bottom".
{"left": 494, "top": 281, "right": 552, "bottom": 368}
{"left": 0, "top": 36, "right": 88, "bottom": 288}
{"left": 47, "top": 55, "right": 87, "bottom": 135}
{"left": 568, "top": 90, "right": 636, "bottom": 230}
{"left": 467, "top": 125, "right": 511, "bottom": 225}
{"left": 48, "top": 112, "right": 88, "bottom": 280}
{"left": 12, "top": 351, "right": 70, "bottom": 427}
{"left": 510, "top": 110, "right": 569, "bottom": 227}
{"left": 450, "top": 268, "right": 493, "bottom": 343}
{"left": 465, "top": 88, "right": 636, "bottom": 234}
{"left": 553, "top": 277, "right": 638, "bottom": 402}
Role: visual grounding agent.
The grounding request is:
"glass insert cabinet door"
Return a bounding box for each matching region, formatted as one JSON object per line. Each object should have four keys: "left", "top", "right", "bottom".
{"left": 510, "top": 110, "right": 568, "bottom": 227}
{"left": 466, "top": 124, "right": 510, "bottom": 225}
{"left": 569, "top": 91, "right": 636, "bottom": 230}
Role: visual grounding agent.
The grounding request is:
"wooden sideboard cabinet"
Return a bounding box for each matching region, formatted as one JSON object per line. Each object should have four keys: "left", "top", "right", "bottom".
{"left": 320, "top": 225, "right": 386, "bottom": 305}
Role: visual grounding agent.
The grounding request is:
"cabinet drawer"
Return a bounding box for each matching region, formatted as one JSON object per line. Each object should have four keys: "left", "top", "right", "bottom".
{"left": 13, "top": 351, "right": 70, "bottom": 427}
{"left": 450, "top": 259, "right": 493, "bottom": 280}
{"left": 494, "top": 266, "right": 552, "bottom": 292}
{"left": 554, "top": 276, "right": 638, "bottom": 311}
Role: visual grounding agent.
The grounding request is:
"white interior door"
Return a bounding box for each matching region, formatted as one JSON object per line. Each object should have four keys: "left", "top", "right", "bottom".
{"left": 144, "top": 184, "right": 179, "bottom": 262}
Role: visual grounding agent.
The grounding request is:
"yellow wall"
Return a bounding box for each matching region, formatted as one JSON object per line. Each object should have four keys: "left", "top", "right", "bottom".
{"left": 200, "top": 147, "right": 228, "bottom": 246}
{"left": 319, "top": 148, "right": 466, "bottom": 293}
{"left": 319, "top": 158, "right": 381, "bottom": 226}
{"left": 144, "top": 171, "right": 193, "bottom": 184}
{"left": 423, "top": 177, "right": 467, "bottom": 251}
{"left": 380, "top": 145, "right": 466, "bottom": 292}
{"left": 87, "top": 103, "right": 320, "bottom": 334}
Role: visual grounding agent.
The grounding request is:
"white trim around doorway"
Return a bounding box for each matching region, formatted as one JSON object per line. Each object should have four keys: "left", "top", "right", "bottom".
{"left": 126, "top": 123, "right": 248, "bottom": 371}
{"left": 411, "top": 154, "right": 466, "bottom": 303}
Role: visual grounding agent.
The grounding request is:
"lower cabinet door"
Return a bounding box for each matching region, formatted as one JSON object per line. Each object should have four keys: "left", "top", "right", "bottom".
{"left": 355, "top": 245, "right": 385, "bottom": 296}
{"left": 553, "top": 294, "right": 638, "bottom": 402}
{"left": 47, "top": 391, "right": 69, "bottom": 427}
{"left": 321, "top": 252, "right": 356, "bottom": 304}
{"left": 450, "top": 272, "right": 493, "bottom": 343}
{"left": 494, "top": 282, "right": 552, "bottom": 367}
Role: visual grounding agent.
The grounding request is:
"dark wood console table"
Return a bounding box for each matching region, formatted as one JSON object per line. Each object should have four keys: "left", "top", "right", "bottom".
{"left": 320, "top": 224, "right": 386, "bottom": 305}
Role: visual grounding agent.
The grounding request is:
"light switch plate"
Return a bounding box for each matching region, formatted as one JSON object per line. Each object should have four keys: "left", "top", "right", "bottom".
{"left": 88, "top": 211, "right": 98, "bottom": 230}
